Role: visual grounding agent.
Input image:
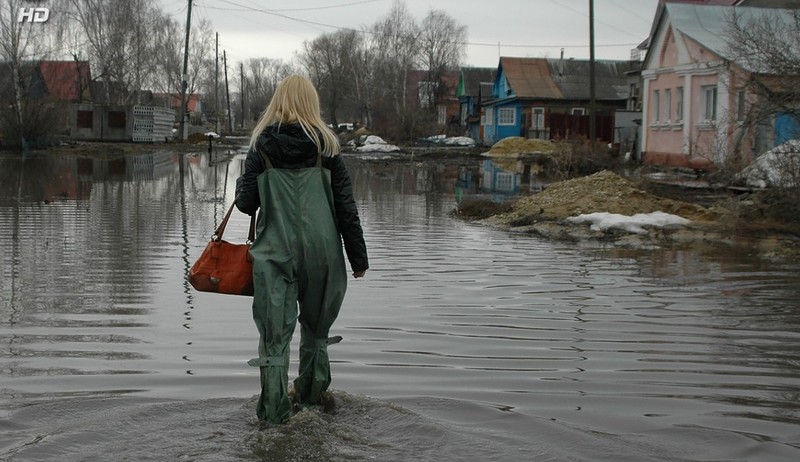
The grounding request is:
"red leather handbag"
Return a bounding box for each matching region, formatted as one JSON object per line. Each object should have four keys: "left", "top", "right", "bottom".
{"left": 188, "top": 202, "right": 255, "bottom": 296}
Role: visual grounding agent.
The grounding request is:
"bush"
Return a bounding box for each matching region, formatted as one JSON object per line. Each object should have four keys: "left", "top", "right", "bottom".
{"left": 549, "top": 138, "right": 618, "bottom": 179}
{"left": 453, "top": 198, "right": 512, "bottom": 220}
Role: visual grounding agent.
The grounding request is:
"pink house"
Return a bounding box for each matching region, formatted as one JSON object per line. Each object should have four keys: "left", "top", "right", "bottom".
{"left": 642, "top": 3, "right": 797, "bottom": 170}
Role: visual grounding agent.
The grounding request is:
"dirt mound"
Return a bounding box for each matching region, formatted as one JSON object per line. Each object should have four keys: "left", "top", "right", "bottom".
{"left": 187, "top": 132, "right": 211, "bottom": 144}
{"left": 501, "top": 170, "right": 718, "bottom": 223}
{"left": 488, "top": 137, "right": 555, "bottom": 155}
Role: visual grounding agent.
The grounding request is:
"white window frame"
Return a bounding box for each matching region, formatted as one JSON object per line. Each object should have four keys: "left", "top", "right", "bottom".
{"left": 418, "top": 81, "right": 436, "bottom": 108}
{"left": 495, "top": 171, "right": 514, "bottom": 192}
{"left": 498, "top": 107, "right": 516, "bottom": 126}
{"left": 675, "top": 86, "right": 684, "bottom": 123}
{"left": 652, "top": 89, "right": 660, "bottom": 123}
{"left": 437, "top": 105, "right": 447, "bottom": 125}
{"left": 628, "top": 83, "right": 640, "bottom": 111}
{"left": 571, "top": 107, "right": 585, "bottom": 116}
{"left": 485, "top": 107, "right": 494, "bottom": 126}
{"left": 531, "top": 107, "right": 544, "bottom": 129}
{"left": 736, "top": 90, "right": 746, "bottom": 122}
{"left": 664, "top": 88, "right": 672, "bottom": 123}
{"left": 702, "top": 85, "right": 717, "bottom": 122}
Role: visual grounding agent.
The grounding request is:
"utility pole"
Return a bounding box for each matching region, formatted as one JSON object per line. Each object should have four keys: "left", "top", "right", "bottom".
{"left": 240, "top": 62, "right": 245, "bottom": 129}
{"left": 215, "top": 32, "right": 220, "bottom": 134}
{"left": 589, "top": 0, "right": 597, "bottom": 157}
{"left": 179, "top": 0, "right": 193, "bottom": 142}
{"left": 224, "top": 50, "right": 233, "bottom": 133}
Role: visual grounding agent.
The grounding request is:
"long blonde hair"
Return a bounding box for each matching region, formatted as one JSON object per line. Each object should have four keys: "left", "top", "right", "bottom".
{"left": 248, "top": 75, "right": 340, "bottom": 156}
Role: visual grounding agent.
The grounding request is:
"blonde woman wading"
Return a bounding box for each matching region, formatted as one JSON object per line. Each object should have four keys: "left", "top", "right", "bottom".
{"left": 235, "top": 75, "right": 368, "bottom": 424}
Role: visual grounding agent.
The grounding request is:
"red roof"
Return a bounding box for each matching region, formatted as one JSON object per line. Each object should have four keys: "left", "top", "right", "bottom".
{"left": 38, "top": 61, "right": 91, "bottom": 101}
{"left": 499, "top": 57, "right": 563, "bottom": 99}
{"left": 171, "top": 93, "right": 201, "bottom": 112}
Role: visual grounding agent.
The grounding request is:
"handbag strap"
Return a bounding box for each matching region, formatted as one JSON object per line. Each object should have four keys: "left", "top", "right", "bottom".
{"left": 213, "top": 201, "right": 256, "bottom": 243}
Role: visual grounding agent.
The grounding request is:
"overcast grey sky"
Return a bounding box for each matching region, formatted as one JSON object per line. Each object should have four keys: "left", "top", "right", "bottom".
{"left": 161, "top": 0, "right": 660, "bottom": 67}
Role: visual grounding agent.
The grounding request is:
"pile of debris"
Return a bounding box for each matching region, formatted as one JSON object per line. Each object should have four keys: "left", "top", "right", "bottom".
{"left": 486, "top": 137, "right": 556, "bottom": 155}
{"left": 497, "top": 170, "right": 718, "bottom": 224}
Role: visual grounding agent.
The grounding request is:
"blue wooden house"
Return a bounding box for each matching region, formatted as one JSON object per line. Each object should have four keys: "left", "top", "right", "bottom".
{"left": 482, "top": 57, "right": 635, "bottom": 146}
{"left": 456, "top": 67, "right": 496, "bottom": 140}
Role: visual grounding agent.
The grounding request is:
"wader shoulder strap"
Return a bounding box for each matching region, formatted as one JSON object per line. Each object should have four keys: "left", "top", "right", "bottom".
{"left": 315, "top": 152, "right": 322, "bottom": 168}
{"left": 258, "top": 149, "right": 274, "bottom": 170}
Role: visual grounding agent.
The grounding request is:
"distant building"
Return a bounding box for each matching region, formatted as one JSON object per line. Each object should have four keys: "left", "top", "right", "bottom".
{"left": 642, "top": 3, "right": 800, "bottom": 169}
{"left": 457, "top": 67, "right": 496, "bottom": 141}
{"left": 481, "top": 57, "right": 636, "bottom": 146}
{"left": 406, "top": 70, "right": 460, "bottom": 135}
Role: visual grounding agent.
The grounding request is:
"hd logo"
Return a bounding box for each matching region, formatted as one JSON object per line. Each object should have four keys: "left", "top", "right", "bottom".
{"left": 18, "top": 0, "right": 50, "bottom": 23}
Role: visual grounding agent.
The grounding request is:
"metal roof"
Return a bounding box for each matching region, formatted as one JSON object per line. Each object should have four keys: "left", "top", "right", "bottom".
{"left": 459, "top": 67, "right": 496, "bottom": 97}
{"left": 546, "top": 59, "right": 634, "bottom": 100}
{"left": 498, "top": 57, "right": 633, "bottom": 102}
{"left": 499, "top": 57, "right": 563, "bottom": 99}
{"left": 663, "top": 3, "right": 798, "bottom": 68}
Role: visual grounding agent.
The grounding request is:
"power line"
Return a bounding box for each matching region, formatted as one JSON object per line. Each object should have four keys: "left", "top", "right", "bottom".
{"left": 202, "top": 0, "right": 642, "bottom": 51}
{"left": 161, "top": 0, "right": 189, "bottom": 19}
{"left": 207, "top": 0, "right": 383, "bottom": 13}
{"left": 198, "top": 0, "right": 328, "bottom": 35}
{"left": 605, "top": 0, "right": 653, "bottom": 23}
{"left": 546, "top": 0, "right": 645, "bottom": 40}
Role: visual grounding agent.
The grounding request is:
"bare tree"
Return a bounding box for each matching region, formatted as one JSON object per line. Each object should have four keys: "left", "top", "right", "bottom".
{"left": 147, "top": 14, "right": 214, "bottom": 124}
{"left": 242, "top": 57, "right": 294, "bottom": 121}
{"left": 364, "top": 2, "right": 467, "bottom": 139}
{"left": 349, "top": 28, "right": 380, "bottom": 128}
{"left": 67, "top": 0, "right": 212, "bottom": 107}
{"left": 299, "top": 29, "right": 363, "bottom": 127}
{"left": 0, "top": 0, "right": 60, "bottom": 147}
{"left": 724, "top": 8, "right": 800, "bottom": 221}
{"left": 150, "top": 14, "right": 182, "bottom": 95}
{"left": 418, "top": 9, "right": 467, "bottom": 110}
{"left": 725, "top": 9, "right": 800, "bottom": 146}
{"left": 183, "top": 18, "right": 215, "bottom": 118}
{"left": 369, "top": 0, "right": 420, "bottom": 126}
{"left": 68, "top": 0, "right": 132, "bottom": 102}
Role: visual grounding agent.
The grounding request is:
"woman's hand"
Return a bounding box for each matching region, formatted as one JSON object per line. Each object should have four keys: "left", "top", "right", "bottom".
{"left": 352, "top": 270, "right": 366, "bottom": 279}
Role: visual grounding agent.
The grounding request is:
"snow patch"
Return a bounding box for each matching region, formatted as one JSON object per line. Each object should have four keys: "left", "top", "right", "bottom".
{"left": 355, "top": 135, "right": 400, "bottom": 152}
{"left": 566, "top": 211, "right": 691, "bottom": 235}
{"left": 423, "top": 135, "right": 477, "bottom": 146}
{"left": 442, "top": 136, "right": 477, "bottom": 146}
{"left": 737, "top": 140, "right": 800, "bottom": 188}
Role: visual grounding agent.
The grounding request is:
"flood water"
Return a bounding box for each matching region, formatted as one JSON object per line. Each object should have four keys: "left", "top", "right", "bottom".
{"left": 1, "top": 149, "right": 799, "bottom": 461}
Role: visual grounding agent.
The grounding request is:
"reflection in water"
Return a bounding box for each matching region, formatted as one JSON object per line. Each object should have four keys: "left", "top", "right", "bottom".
{"left": 454, "top": 155, "right": 551, "bottom": 206}
{"left": 178, "top": 153, "right": 194, "bottom": 376}
{"left": 0, "top": 150, "right": 799, "bottom": 461}
{"left": 479, "top": 156, "right": 550, "bottom": 195}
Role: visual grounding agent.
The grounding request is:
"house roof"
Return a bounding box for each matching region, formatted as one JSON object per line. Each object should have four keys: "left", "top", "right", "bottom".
{"left": 498, "top": 57, "right": 632, "bottom": 102}
{"left": 547, "top": 59, "right": 634, "bottom": 100}
{"left": 38, "top": 61, "right": 91, "bottom": 101}
{"left": 458, "top": 67, "right": 496, "bottom": 97}
{"left": 648, "top": 1, "right": 800, "bottom": 44}
{"left": 652, "top": 4, "right": 798, "bottom": 71}
{"left": 499, "top": 57, "right": 563, "bottom": 99}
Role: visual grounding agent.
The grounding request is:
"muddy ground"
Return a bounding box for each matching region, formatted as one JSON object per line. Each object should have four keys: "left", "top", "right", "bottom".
{"left": 457, "top": 170, "right": 800, "bottom": 259}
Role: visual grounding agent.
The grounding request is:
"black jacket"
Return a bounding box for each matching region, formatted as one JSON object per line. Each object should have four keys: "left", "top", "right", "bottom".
{"left": 235, "top": 124, "right": 368, "bottom": 273}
